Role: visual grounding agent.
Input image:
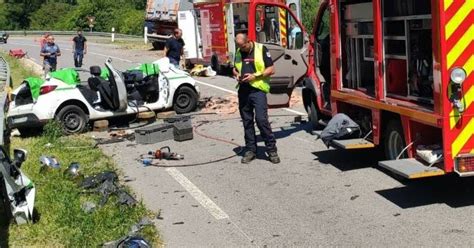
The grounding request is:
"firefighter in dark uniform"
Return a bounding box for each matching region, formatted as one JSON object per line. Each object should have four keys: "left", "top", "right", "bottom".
{"left": 233, "top": 33, "right": 280, "bottom": 164}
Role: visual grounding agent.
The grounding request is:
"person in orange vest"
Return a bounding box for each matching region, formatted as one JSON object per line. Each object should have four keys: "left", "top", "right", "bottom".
{"left": 233, "top": 33, "right": 280, "bottom": 164}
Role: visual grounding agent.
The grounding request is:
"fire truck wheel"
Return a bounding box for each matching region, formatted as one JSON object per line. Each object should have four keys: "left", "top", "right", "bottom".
{"left": 307, "top": 100, "right": 322, "bottom": 130}
{"left": 384, "top": 120, "right": 407, "bottom": 160}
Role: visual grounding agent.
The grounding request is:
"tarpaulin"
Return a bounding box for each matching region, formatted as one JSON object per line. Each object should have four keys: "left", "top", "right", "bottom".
{"left": 132, "top": 63, "right": 160, "bottom": 77}
{"left": 100, "top": 68, "right": 110, "bottom": 80}
{"left": 24, "top": 77, "right": 45, "bottom": 100}
{"left": 50, "top": 68, "right": 80, "bottom": 85}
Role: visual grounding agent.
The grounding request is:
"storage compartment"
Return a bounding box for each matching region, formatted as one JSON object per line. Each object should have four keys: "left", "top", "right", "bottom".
{"left": 382, "top": 0, "right": 433, "bottom": 105}
{"left": 341, "top": 1, "right": 375, "bottom": 95}
{"left": 135, "top": 123, "right": 174, "bottom": 144}
{"left": 173, "top": 120, "right": 193, "bottom": 142}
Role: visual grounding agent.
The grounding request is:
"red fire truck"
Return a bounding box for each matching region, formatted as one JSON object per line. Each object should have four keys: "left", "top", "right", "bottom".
{"left": 186, "top": 0, "right": 304, "bottom": 75}
{"left": 302, "top": 0, "right": 473, "bottom": 178}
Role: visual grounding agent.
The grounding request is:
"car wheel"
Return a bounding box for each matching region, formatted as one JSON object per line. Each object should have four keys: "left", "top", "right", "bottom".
{"left": 173, "top": 86, "right": 198, "bottom": 114}
{"left": 384, "top": 120, "right": 407, "bottom": 160}
{"left": 55, "top": 105, "right": 88, "bottom": 134}
{"left": 307, "top": 99, "right": 323, "bottom": 130}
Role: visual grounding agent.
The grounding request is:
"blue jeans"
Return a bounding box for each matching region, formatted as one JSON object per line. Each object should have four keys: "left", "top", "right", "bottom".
{"left": 238, "top": 87, "right": 277, "bottom": 153}
{"left": 168, "top": 57, "right": 179, "bottom": 67}
{"left": 74, "top": 50, "right": 84, "bottom": 67}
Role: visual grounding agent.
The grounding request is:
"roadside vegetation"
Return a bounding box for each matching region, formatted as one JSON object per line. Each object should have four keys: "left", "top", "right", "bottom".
{"left": 1, "top": 0, "right": 145, "bottom": 35}
{"left": 2, "top": 0, "right": 320, "bottom": 35}
{"left": 1, "top": 51, "right": 37, "bottom": 88}
{"left": 0, "top": 52, "right": 160, "bottom": 246}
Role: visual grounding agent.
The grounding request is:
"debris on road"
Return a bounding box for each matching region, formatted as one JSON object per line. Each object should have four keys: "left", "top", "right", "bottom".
{"left": 9, "top": 49, "right": 27, "bottom": 59}
{"left": 39, "top": 155, "right": 60, "bottom": 172}
{"left": 64, "top": 162, "right": 81, "bottom": 179}
{"left": 350, "top": 195, "right": 360, "bottom": 201}
{"left": 82, "top": 201, "right": 97, "bottom": 214}
{"left": 109, "top": 130, "right": 134, "bottom": 138}
{"left": 103, "top": 236, "right": 151, "bottom": 248}
{"left": 189, "top": 64, "right": 217, "bottom": 77}
{"left": 198, "top": 95, "right": 238, "bottom": 115}
{"left": 81, "top": 171, "right": 137, "bottom": 207}
{"left": 172, "top": 221, "right": 184, "bottom": 225}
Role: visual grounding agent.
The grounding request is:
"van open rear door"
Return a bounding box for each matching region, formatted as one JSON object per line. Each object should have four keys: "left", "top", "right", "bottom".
{"left": 249, "top": 1, "right": 307, "bottom": 108}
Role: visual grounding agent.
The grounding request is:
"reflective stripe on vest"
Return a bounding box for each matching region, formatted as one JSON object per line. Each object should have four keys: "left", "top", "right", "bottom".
{"left": 235, "top": 42, "right": 270, "bottom": 93}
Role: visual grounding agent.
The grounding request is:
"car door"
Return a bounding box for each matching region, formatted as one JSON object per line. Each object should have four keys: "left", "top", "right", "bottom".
{"left": 251, "top": 2, "right": 307, "bottom": 107}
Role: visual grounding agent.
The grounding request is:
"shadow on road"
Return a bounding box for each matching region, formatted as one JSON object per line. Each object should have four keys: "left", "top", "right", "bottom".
{"left": 376, "top": 175, "right": 474, "bottom": 209}
{"left": 312, "top": 148, "right": 380, "bottom": 172}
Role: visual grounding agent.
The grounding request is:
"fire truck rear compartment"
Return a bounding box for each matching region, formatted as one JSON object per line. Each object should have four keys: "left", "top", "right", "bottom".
{"left": 340, "top": 0, "right": 434, "bottom": 106}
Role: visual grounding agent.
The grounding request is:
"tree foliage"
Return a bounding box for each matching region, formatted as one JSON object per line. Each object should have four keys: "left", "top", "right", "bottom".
{"left": 301, "top": 0, "right": 320, "bottom": 34}
{"left": 4, "top": 0, "right": 319, "bottom": 36}
{"left": 1, "top": 0, "right": 147, "bottom": 35}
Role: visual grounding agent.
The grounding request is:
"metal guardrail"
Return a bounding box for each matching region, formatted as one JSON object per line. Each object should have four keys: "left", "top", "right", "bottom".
{"left": 6, "top": 30, "right": 143, "bottom": 40}
{"left": 0, "top": 56, "right": 11, "bottom": 149}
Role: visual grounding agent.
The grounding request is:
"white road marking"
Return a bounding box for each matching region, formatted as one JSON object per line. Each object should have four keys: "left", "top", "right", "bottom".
{"left": 166, "top": 168, "right": 229, "bottom": 220}
{"left": 194, "top": 79, "right": 306, "bottom": 116}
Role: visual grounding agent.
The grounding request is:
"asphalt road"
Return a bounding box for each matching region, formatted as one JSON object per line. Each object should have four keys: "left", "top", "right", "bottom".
{"left": 3, "top": 37, "right": 474, "bottom": 247}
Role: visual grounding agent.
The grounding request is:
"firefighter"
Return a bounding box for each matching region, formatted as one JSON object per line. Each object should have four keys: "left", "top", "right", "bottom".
{"left": 233, "top": 33, "right": 280, "bottom": 164}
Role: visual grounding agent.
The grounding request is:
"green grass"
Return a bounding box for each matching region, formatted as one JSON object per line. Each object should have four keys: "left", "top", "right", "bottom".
{"left": 0, "top": 51, "right": 38, "bottom": 88}
{"left": 90, "top": 38, "right": 155, "bottom": 51}
{"left": 3, "top": 133, "right": 160, "bottom": 246}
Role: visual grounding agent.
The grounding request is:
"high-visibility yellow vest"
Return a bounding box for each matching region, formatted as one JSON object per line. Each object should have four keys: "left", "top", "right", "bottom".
{"left": 234, "top": 42, "right": 270, "bottom": 93}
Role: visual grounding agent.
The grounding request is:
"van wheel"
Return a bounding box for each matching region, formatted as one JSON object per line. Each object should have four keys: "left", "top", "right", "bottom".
{"left": 384, "top": 120, "right": 407, "bottom": 160}
{"left": 56, "top": 105, "right": 88, "bottom": 134}
{"left": 173, "top": 86, "right": 198, "bottom": 114}
{"left": 307, "top": 100, "right": 322, "bottom": 130}
{"left": 152, "top": 42, "right": 164, "bottom": 50}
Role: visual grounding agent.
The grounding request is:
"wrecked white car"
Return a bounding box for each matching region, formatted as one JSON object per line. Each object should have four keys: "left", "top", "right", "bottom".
{"left": 7, "top": 58, "right": 200, "bottom": 134}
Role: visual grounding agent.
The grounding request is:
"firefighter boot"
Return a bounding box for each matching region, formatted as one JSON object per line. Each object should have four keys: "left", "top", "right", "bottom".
{"left": 241, "top": 151, "right": 256, "bottom": 164}
{"left": 268, "top": 151, "right": 281, "bottom": 164}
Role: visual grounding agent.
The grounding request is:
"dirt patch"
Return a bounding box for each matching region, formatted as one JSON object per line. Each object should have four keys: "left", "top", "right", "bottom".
{"left": 199, "top": 94, "right": 239, "bottom": 115}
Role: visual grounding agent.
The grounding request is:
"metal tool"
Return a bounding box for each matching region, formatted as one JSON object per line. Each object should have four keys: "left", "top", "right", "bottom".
{"left": 149, "top": 146, "right": 184, "bottom": 160}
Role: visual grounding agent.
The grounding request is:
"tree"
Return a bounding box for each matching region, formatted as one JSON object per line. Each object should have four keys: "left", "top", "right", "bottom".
{"left": 301, "top": 0, "right": 320, "bottom": 33}
{"left": 29, "top": 2, "right": 73, "bottom": 30}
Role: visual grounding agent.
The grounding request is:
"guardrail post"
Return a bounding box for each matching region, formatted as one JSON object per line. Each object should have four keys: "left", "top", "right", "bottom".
{"left": 144, "top": 26, "right": 148, "bottom": 44}
{"left": 111, "top": 27, "right": 115, "bottom": 43}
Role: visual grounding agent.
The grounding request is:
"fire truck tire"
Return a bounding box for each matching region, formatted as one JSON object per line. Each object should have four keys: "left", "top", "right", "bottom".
{"left": 384, "top": 120, "right": 407, "bottom": 160}
{"left": 307, "top": 100, "right": 323, "bottom": 130}
{"left": 152, "top": 42, "right": 164, "bottom": 50}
